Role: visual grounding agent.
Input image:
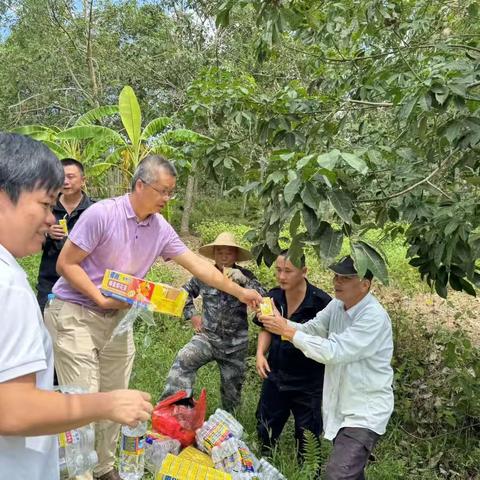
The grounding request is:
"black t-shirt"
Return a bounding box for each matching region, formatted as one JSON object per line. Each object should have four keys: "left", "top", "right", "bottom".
{"left": 255, "top": 281, "right": 331, "bottom": 393}
{"left": 36, "top": 193, "right": 95, "bottom": 293}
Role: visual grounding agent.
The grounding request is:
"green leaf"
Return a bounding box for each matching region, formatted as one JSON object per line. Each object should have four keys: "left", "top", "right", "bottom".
{"left": 340, "top": 152, "right": 368, "bottom": 174}
{"left": 465, "top": 176, "right": 480, "bottom": 186}
{"left": 317, "top": 149, "right": 340, "bottom": 169}
{"left": 11, "top": 125, "right": 56, "bottom": 138}
{"left": 301, "top": 182, "right": 321, "bottom": 211}
{"left": 119, "top": 85, "right": 142, "bottom": 150}
{"left": 141, "top": 117, "right": 172, "bottom": 140}
{"left": 459, "top": 277, "right": 476, "bottom": 297}
{"left": 317, "top": 222, "right": 343, "bottom": 261}
{"left": 86, "top": 162, "right": 116, "bottom": 177}
{"left": 326, "top": 189, "right": 353, "bottom": 224}
{"left": 289, "top": 211, "right": 301, "bottom": 238}
{"left": 40, "top": 141, "right": 73, "bottom": 159}
{"left": 297, "top": 154, "right": 315, "bottom": 169}
{"left": 75, "top": 105, "right": 119, "bottom": 126}
{"left": 216, "top": 4, "right": 231, "bottom": 28}
{"left": 352, "top": 241, "right": 389, "bottom": 285}
{"left": 284, "top": 177, "right": 302, "bottom": 204}
{"left": 265, "top": 171, "right": 284, "bottom": 185}
{"left": 351, "top": 243, "right": 369, "bottom": 279}
{"left": 162, "top": 129, "right": 211, "bottom": 144}
{"left": 303, "top": 206, "right": 319, "bottom": 237}
{"left": 287, "top": 235, "right": 305, "bottom": 269}
{"left": 399, "top": 95, "right": 417, "bottom": 120}
{"left": 56, "top": 125, "right": 124, "bottom": 144}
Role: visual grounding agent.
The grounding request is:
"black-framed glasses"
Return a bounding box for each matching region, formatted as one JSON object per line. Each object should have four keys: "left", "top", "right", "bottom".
{"left": 140, "top": 179, "right": 177, "bottom": 199}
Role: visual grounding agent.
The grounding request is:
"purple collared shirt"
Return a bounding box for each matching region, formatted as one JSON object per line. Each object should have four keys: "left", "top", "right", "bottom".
{"left": 53, "top": 194, "right": 187, "bottom": 311}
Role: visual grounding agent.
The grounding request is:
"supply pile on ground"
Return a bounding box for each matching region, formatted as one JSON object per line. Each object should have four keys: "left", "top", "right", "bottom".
{"left": 149, "top": 408, "right": 286, "bottom": 480}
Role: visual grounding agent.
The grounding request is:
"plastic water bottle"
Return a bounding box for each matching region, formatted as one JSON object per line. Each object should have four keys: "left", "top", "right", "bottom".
{"left": 211, "top": 409, "right": 244, "bottom": 438}
{"left": 144, "top": 434, "right": 180, "bottom": 474}
{"left": 58, "top": 425, "right": 97, "bottom": 479}
{"left": 257, "top": 458, "right": 286, "bottom": 480}
{"left": 47, "top": 292, "right": 55, "bottom": 307}
{"left": 59, "top": 449, "right": 98, "bottom": 479}
{"left": 119, "top": 422, "right": 147, "bottom": 480}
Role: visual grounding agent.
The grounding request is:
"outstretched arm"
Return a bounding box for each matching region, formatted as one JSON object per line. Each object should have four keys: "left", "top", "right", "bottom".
{"left": 172, "top": 250, "right": 262, "bottom": 308}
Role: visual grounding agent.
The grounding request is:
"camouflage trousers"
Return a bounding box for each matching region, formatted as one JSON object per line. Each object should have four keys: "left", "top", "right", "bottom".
{"left": 161, "top": 333, "right": 248, "bottom": 412}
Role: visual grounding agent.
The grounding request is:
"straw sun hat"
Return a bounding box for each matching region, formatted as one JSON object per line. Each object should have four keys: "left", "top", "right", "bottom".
{"left": 198, "top": 232, "right": 252, "bottom": 262}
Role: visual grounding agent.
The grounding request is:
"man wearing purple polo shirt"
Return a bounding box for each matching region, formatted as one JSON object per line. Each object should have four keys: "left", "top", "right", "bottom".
{"left": 44, "top": 154, "right": 262, "bottom": 480}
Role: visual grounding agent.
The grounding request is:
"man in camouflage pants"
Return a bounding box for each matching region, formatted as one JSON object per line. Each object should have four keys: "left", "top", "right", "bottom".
{"left": 161, "top": 232, "right": 265, "bottom": 411}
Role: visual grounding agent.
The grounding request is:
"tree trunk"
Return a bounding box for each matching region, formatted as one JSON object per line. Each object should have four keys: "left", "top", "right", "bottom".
{"left": 180, "top": 174, "right": 196, "bottom": 235}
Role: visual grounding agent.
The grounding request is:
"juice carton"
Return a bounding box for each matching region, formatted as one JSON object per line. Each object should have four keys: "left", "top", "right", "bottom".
{"left": 101, "top": 269, "right": 188, "bottom": 317}
{"left": 59, "top": 218, "right": 68, "bottom": 235}
{"left": 259, "top": 297, "right": 274, "bottom": 316}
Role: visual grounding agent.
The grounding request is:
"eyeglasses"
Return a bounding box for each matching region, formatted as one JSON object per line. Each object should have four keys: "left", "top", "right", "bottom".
{"left": 140, "top": 179, "right": 177, "bottom": 199}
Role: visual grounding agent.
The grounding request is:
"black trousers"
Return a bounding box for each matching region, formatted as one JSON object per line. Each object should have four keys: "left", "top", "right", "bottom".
{"left": 325, "top": 427, "right": 380, "bottom": 480}
{"left": 256, "top": 378, "right": 322, "bottom": 459}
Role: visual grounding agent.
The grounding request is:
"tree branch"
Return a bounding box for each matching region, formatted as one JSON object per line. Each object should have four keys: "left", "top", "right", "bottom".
{"left": 356, "top": 152, "right": 456, "bottom": 203}
{"left": 347, "top": 99, "right": 394, "bottom": 107}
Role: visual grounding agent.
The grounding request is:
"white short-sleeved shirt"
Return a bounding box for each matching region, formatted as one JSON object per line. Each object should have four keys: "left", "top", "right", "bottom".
{"left": 0, "top": 244, "right": 59, "bottom": 480}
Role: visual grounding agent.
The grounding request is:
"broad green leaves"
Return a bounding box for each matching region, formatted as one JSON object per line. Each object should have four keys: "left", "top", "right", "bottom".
{"left": 119, "top": 85, "right": 142, "bottom": 160}
{"left": 352, "top": 241, "right": 389, "bottom": 285}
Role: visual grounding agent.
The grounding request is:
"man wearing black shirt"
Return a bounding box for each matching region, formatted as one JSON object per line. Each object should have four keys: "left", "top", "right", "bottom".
{"left": 36, "top": 158, "right": 95, "bottom": 312}
{"left": 255, "top": 249, "right": 331, "bottom": 458}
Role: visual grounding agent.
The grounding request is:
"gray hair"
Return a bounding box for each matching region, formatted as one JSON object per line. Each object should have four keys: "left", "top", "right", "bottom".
{"left": 0, "top": 132, "right": 64, "bottom": 204}
{"left": 131, "top": 154, "right": 177, "bottom": 191}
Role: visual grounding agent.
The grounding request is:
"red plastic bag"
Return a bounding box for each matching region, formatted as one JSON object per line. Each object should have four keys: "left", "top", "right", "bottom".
{"left": 151, "top": 389, "right": 207, "bottom": 447}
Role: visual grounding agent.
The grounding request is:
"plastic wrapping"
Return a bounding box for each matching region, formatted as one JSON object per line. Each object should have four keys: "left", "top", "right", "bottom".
{"left": 196, "top": 409, "right": 244, "bottom": 454}
{"left": 152, "top": 390, "right": 207, "bottom": 447}
{"left": 111, "top": 302, "right": 155, "bottom": 338}
{"left": 57, "top": 386, "right": 97, "bottom": 479}
{"left": 145, "top": 432, "right": 181, "bottom": 474}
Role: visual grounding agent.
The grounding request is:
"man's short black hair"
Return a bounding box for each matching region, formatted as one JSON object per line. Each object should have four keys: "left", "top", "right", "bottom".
{"left": 279, "top": 248, "right": 306, "bottom": 268}
{"left": 0, "top": 132, "right": 64, "bottom": 204}
{"left": 61, "top": 157, "right": 85, "bottom": 174}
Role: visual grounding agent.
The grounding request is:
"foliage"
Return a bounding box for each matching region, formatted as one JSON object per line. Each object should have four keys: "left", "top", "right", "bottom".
{"left": 13, "top": 85, "right": 211, "bottom": 187}
{"left": 182, "top": 0, "right": 480, "bottom": 296}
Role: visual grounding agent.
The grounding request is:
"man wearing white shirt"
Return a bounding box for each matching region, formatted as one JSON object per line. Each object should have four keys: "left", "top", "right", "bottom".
{"left": 259, "top": 255, "right": 394, "bottom": 480}
{"left": 0, "top": 133, "right": 153, "bottom": 480}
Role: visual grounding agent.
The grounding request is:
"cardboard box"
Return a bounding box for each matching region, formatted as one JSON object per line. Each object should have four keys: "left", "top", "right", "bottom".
{"left": 101, "top": 269, "right": 188, "bottom": 317}
{"left": 156, "top": 454, "right": 231, "bottom": 480}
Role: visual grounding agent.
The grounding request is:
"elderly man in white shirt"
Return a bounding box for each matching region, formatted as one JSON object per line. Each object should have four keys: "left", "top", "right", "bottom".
{"left": 260, "top": 255, "right": 394, "bottom": 480}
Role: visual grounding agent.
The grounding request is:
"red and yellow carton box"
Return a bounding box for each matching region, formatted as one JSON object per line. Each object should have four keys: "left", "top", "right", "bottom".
{"left": 101, "top": 269, "right": 188, "bottom": 317}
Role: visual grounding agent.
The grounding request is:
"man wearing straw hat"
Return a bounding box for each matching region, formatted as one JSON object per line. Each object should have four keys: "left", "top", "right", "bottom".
{"left": 161, "top": 232, "right": 265, "bottom": 412}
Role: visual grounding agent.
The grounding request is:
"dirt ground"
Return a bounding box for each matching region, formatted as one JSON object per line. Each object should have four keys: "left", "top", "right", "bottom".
{"left": 375, "top": 285, "right": 479, "bottom": 345}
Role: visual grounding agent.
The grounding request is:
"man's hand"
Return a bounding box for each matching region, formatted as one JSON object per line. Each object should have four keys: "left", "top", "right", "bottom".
{"left": 48, "top": 224, "right": 66, "bottom": 240}
{"left": 97, "top": 295, "right": 131, "bottom": 311}
{"left": 238, "top": 288, "right": 262, "bottom": 309}
{"left": 105, "top": 390, "right": 153, "bottom": 427}
{"left": 259, "top": 311, "right": 296, "bottom": 340}
{"left": 256, "top": 354, "right": 271, "bottom": 379}
{"left": 191, "top": 315, "right": 202, "bottom": 333}
{"left": 225, "top": 268, "right": 248, "bottom": 286}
